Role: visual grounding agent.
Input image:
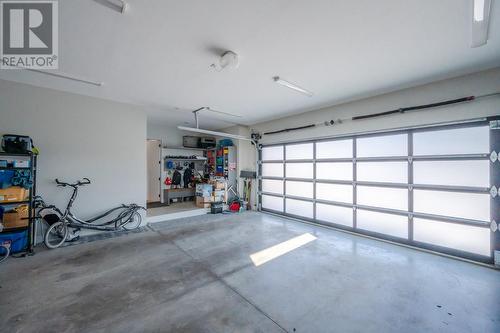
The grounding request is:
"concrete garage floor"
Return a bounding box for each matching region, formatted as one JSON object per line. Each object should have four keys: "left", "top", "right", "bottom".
{"left": 1, "top": 212, "right": 499, "bottom": 333}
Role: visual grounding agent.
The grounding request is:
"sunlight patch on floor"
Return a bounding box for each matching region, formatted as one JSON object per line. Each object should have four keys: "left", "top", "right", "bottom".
{"left": 250, "top": 233, "right": 317, "bottom": 267}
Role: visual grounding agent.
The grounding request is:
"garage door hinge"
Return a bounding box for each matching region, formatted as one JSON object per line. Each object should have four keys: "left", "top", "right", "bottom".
{"left": 490, "top": 120, "right": 500, "bottom": 130}
{"left": 495, "top": 251, "right": 500, "bottom": 267}
{"left": 490, "top": 151, "right": 498, "bottom": 163}
{"left": 491, "top": 220, "right": 498, "bottom": 233}
{"left": 490, "top": 186, "right": 498, "bottom": 198}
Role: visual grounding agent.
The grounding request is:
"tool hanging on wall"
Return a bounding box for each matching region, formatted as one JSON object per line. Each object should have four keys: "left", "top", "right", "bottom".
{"left": 263, "top": 92, "right": 500, "bottom": 135}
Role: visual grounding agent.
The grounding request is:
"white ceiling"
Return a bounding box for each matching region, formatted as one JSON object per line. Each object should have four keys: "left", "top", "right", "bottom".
{"left": 1, "top": 0, "right": 499, "bottom": 130}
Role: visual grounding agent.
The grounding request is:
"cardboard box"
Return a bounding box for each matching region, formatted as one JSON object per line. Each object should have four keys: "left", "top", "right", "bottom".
{"left": 196, "top": 196, "right": 211, "bottom": 208}
{"left": 0, "top": 186, "right": 28, "bottom": 203}
{"left": 2, "top": 205, "right": 29, "bottom": 229}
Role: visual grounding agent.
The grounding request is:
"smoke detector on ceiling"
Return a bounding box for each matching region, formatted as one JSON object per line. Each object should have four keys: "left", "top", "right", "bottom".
{"left": 210, "top": 51, "right": 239, "bottom": 71}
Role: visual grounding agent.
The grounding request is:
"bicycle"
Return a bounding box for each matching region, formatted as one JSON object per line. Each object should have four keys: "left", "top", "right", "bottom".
{"left": 0, "top": 241, "right": 10, "bottom": 263}
{"left": 37, "top": 178, "right": 145, "bottom": 249}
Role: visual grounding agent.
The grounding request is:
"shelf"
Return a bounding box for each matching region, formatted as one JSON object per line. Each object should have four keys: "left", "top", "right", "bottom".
{"left": 0, "top": 200, "right": 30, "bottom": 205}
{"left": 164, "top": 158, "right": 207, "bottom": 162}
{"left": 163, "top": 146, "right": 209, "bottom": 151}
{"left": 0, "top": 226, "right": 29, "bottom": 233}
{"left": 0, "top": 166, "right": 31, "bottom": 170}
{"left": 0, "top": 152, "right": 33, "bottom": 157}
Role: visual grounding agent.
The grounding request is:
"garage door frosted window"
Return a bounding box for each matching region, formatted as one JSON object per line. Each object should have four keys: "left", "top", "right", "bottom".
{"left": 262, "top": 179, "right": 283, "bottom": 195}
{"left": 357, "top": 210, "right": 408, "bottom": 239}
{"left": 286, "top": 163, "right": 313, "bottom": 179}
{"left": 414, "top": 160, "right": 489, "bottom": 187}
{"left": 357, "top": 134, "right": 407, "bottom": 157}
{"left": 414, "top": 190, "right": 490, "bottom": 222}
{"left": 262, "top": 163, "right": 283, "bottom": 178}
{"left": 286, "top": 199, "right": 313, "bottom": 218}
{"left": 286, "top": 143, "right": 313, "bottom": 160}
{"left": 316, "top": 204, "right": 353, "bottom": 227}
{"left": 413, "top": 126, "right": 489, "bottom": 155}
{"left": 316, "top": 139, "right": 352, "bottom": 159}
{"left": 357, "top": 186, "right": 407, "bottom": 211}
{"left": 357, "top": 162, "right": 407, "bottom": 183}
{"left": 316, "top": 183, "right": 353, "bottom": 203}
{"left": 316, "top": 162, "right": 352, "bottom": 181}
{"left": 286, "top": 181, "right": 313, "bottom": 198}
{"left": 262, "top": 146, "right": 283, "bottom": 160}
{"left": 262, "top": 195, "right": 283, "bottom": 212}
{"left": 414, "top": 218, "right": 490, "bottom": 256}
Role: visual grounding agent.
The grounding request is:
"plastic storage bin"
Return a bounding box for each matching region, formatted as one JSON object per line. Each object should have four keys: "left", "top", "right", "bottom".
{"left": 0, "top": 230, "right": 28, "bottom": 253}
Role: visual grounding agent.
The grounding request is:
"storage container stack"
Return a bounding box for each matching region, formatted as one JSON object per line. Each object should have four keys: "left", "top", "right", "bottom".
{"left": 195, "top": 180, "right": 227, "bottom": 209}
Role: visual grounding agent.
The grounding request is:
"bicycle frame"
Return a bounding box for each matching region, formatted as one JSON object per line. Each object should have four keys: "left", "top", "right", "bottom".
{"left": 36, "top": 181, "right": 145, "bottom": 232}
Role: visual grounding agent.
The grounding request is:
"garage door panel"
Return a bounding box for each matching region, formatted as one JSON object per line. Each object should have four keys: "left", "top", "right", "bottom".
{"left": 357, "top": 210, "right": 408, "bottom": 239}
{"left": 316, "top": 204, "right": 353, "bottom": 227}
{"left": 413, "top": 126, "right": 489, "bottom": 155}
{"left": 262, "top": 163, "right": 283, "bottom": 178}
{"left": 286, "top": 143, "right": 313, "bottom": 160}
{"left": 357, "top": 186, "right": 408, "bottom": 211}
{"left": 414, "top": 190, "right": 490, "bottom": 222}
{"left": 316, "top": 139, "right": 352, "bottom": 159}
{"left": 413, "top": 160, "right": 489, "bottom": 187}
{"left": 317, "top": 162, "right": 352, "bottom": 181}
{"left": 286, "top": 199, "right": 313, "bottom": 218}
{"left": 262, "top": 195, "right": 283, "bottom": 212}
{"left": 414, "top": 218, "right": 490, "bottom": 256}
{"left": 357, "top": 161, "right": 407, "bottom": 183}
{"left": 262, "top": 179, "right": 283, "bottom": 195}
{"left": 286, "top": 163, "right": 313, "bottom": 179}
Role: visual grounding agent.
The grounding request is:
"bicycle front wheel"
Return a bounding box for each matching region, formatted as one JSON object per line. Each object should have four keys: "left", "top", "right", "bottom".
{"left": 122, "top": 211, "right": 142, "bottom": 231}
{"left": 44, "top": 221, "right": 69, "bottom": 249}
{"left": 0, "top": 244, "right": 10, "bottom": 264}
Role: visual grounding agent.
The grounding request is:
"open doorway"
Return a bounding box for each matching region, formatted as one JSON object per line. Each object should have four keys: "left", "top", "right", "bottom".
{"left": 145, "top": 139, "right": 208, "bottom": 221}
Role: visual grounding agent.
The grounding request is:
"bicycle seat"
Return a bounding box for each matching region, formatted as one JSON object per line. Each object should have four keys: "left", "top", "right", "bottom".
{"left": 55, "top": 178, "right": 91, "bottom": 187}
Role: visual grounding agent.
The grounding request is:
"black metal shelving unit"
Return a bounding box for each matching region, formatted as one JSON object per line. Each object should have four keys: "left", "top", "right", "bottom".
{"left": 0, "top": 152, "right": 37, "bottom": 255}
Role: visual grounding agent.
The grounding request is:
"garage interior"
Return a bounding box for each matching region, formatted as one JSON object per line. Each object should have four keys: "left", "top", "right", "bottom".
{"left": 0, "top": 1, "right": 499, "bottom": 332}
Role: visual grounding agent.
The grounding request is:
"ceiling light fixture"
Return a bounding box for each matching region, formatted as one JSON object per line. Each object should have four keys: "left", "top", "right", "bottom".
{"left": 471, "top": 0, "right": 491, "bottom": 47}
{"left": 99, "top": 0, "right": 127, "bottom": 14}
{"left": 273, "top": 76, "right": 313, "bottom": 97}
{"left": 474, "top": 0, "right": 485, "bottom": 21}
{"left": 18, "top": 68, "right": 103, "bottom": 86}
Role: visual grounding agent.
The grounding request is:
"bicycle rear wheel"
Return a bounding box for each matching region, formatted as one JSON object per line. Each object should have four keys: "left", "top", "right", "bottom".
{"left": 122, "top": 211, "right": 142, "bottom": 231}
{"left": 44, "top": 221, "right": 69, "bottom": 249}
{"left": 0, "top": 244, "right": 9, "bottom": 263}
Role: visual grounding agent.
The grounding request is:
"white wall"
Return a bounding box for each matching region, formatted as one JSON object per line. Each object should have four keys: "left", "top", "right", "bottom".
{"left": 0, "top": 79, "right": 147, "bottom": 219}
{"left": 147, "top": 123, "right": 187, "bottom": 147}
{"left": 147, "top": 140, "right": 161, "bottom": 203}
{"left": 251, "top": 67, "right": 500, "bottom": 144}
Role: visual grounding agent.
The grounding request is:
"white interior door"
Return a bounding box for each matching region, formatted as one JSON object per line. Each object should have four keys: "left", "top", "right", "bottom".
{"left": 147, "top": 140, "right": 161, "bottom": 203}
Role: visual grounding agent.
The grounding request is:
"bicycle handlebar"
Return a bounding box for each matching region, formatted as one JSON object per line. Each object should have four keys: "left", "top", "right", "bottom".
{"left": 55, "top": 178, "right": 91, "bottom": 187}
